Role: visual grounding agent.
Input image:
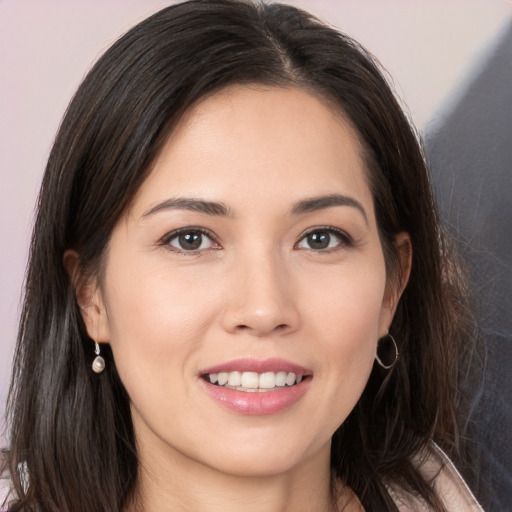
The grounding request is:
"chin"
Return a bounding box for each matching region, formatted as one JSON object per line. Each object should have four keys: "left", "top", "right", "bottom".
{"left": 207, "top": 454, "right": 304, "bottom": 479}
{"left": 198, "top": 436, "right": 325, "bottom": 479}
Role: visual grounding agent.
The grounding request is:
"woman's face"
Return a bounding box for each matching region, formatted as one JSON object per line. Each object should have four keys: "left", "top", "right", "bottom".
{"left": 86, "top": 86, "right": 404, "bottom": 479}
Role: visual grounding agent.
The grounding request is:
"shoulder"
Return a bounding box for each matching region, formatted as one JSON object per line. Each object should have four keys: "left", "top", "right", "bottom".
{"left": 388, "top": 441, "right": 485, "bottom": 512}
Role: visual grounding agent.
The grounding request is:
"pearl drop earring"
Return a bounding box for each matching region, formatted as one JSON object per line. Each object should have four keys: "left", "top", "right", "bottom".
{"left": 92, "top": 342, "right": 105, "bottom": 373}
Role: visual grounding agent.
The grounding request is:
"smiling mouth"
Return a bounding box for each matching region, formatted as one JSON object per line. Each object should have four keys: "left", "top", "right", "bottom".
{"left": 203, "top": 371, "right": 305, "bottom": 392}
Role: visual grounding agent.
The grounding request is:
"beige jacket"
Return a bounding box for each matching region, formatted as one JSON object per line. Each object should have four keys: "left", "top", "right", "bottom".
{"left": 389, "top": 442, "right": 484, "bottom": 511}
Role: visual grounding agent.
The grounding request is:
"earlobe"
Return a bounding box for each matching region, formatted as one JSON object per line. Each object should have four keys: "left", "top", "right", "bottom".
{"left": 63, "top": 250, "right": 110, "bottom": 343}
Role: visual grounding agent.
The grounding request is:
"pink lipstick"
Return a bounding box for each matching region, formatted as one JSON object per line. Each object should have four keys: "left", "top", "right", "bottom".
{"left": 198, "top": 358, "right": 312, "bottom": 415}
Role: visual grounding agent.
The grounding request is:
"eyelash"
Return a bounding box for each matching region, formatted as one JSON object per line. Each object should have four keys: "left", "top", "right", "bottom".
{"left": 160, "top": 227, "right": 220, "bottom": 255}
{"left": 160, "top": 225, "right": 354, "bottom": 255}
{"left": 295, "top": 226, "right": 354, "bottom": 253}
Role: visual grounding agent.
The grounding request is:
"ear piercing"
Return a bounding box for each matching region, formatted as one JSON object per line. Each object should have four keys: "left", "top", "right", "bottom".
{"left": 375, "top": 332, "right": 398, "bottom": 370}
{"left": 92, "top": 342, "right": 105, "bottom": 373}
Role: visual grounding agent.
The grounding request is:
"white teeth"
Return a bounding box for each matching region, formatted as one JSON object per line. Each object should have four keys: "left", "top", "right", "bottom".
{"left": 241, "top": 372, "right": 259, "bottom": 388}
{"left": 275, "top": 371, "right": 287, "bottom": 386}
{"left": 259, "top": 372, "right": 276, "bottom": 389}
{"left": 227, "top": 371, "right": 241, "bottom": 386}
{"left": 207, "top": 370, "right": 304, "bottom": 390}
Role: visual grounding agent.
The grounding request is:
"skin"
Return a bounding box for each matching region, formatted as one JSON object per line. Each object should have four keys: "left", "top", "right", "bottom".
{"left": 70, "top": 86, "right": 411, "bottom": 512}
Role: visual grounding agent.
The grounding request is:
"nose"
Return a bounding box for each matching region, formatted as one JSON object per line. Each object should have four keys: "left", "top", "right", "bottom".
{"left": 221, "top": 251, "right": 300, "bottom": 338}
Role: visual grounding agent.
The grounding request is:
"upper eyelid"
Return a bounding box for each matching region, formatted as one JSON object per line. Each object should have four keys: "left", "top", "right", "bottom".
{"left": 161, "top": 226, "right": 218, "bottom": 243}
{"left": 160, "top": 227, "right": 222, "bottom": 254}
{"left": 159, "top": 225, "right": 352, "bottom": 251}
{"left": 296, "top": 226, "right": 352, "bottom": 242}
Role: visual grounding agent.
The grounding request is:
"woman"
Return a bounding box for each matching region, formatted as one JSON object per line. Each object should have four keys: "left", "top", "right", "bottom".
{"left": 2, "top": 1, "right": 483, "bottom": 510}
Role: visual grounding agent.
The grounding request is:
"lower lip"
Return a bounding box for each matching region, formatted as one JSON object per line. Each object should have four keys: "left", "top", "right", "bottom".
{"left": 200, "top": 378, "right": 311, "bottom": 415}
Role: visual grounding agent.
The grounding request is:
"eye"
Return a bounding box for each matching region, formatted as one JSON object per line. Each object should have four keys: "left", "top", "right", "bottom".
{"left": 164, "top": 229, "right": 218, "bottom": 253}
{"left": 296, "top": 228, "right": 351, "bottom": 251}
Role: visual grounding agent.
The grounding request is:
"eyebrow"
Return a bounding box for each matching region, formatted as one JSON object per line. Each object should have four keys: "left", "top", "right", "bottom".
{"left": 141, "top": 193, "right": 367, "bottom": 223}
{"left": 292, "top": 194, "right": 368, "bottom": 224}
{"left": 142, "top": 198, "right": 233, "bottom": 218}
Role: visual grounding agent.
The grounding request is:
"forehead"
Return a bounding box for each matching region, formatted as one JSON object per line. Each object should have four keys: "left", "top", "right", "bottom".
{"left": 167, "top": 85, "right": 363, "bottom": 162}
{"left": 130, "top": 85, "right": 374, "bottom": 220}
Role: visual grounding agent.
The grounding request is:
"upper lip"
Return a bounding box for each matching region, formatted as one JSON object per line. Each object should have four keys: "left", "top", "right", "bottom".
{"left": 199, "top": 358, "right": 312, "bottom": 376}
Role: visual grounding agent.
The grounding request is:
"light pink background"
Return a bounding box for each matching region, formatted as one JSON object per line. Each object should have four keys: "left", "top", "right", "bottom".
{"left": 1, "top": 0, "right": 511, "bottom": 439}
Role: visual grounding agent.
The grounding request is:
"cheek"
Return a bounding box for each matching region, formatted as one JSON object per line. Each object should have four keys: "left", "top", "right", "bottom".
{"left": 301, "top": 261, "right": 386, "bottom": 418}
{"left": 303, "top": 258, "right": 386, "bottom": 348}
{"left": 105, "top": 252, "right": 218, "bottom": 330}
{"left": 318, "top": 296, "right": 380, "bottom": 397}
{"left": 100, "top": 259, "right": 222, "bottom": 387}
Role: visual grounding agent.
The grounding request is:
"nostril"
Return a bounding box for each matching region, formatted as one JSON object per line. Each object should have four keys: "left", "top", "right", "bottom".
{"left": 234, "top": 323, "right": 289, "bottom": 334}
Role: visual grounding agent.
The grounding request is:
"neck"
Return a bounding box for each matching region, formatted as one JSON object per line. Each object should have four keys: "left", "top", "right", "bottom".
{"left": 127, "top": 438, "right": 359, "bottom": 512}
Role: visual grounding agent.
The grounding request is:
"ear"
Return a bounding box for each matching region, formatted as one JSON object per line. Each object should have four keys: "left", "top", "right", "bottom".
{"left": 63, "top": 250, "right": 110, "bottom": 343}
{"left": 379, "top": 232, "right": 412, "bottom": 336}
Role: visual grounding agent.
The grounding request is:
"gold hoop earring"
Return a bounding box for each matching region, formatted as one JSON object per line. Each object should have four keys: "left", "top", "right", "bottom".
{"left": 375, "top": 332, "right": 398, "bottom": 370}
{"left": 92, "top": 342, "right": 105, "bottom": 373}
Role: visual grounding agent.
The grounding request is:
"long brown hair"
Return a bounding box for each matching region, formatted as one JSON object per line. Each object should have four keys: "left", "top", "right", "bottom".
{"left": 5, "top": 1, "right": 476, "bottom": 510}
